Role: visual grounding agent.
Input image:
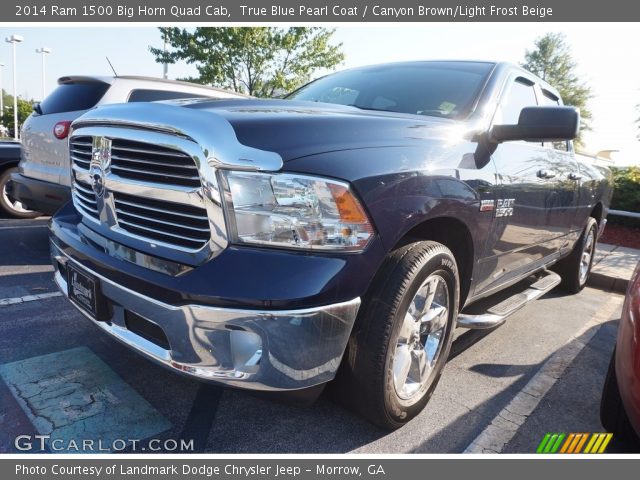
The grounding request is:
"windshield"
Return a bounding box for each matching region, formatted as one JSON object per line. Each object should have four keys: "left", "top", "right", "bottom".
{"left": 287, "top": 61, "right": 494, "bottom": 120}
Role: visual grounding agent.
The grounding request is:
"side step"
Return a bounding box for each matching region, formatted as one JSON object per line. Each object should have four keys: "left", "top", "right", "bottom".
{"left": 457, "top": 270, "right": 561, "bottom": 330}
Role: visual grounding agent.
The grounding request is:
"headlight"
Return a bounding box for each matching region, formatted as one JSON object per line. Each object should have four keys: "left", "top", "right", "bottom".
{"left": 221, "top": 171, "right": 374, "bottom": 251}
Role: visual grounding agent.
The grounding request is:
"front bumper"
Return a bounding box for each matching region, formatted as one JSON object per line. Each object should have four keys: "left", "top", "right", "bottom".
{"left": 50, "top": 234, "right": 362, "bottom": 392}
{"left": 9, "top": 173, "right": 71, "bottom": 215}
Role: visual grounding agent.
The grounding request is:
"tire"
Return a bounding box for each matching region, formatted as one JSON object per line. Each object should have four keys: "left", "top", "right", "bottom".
{"left": 0, "top": 167, "right": 40, "bottom": 219}
{"left": 600, "top": 350, "right": 640, "bottom": 447}
{"left": 554, "top": 217, "right": 598, "bottom": 294}
{"left": 333, "top": 241, "right": 459, "bottom": 430}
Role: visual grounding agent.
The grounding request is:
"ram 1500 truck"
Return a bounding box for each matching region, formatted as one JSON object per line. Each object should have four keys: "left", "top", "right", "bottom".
{"left": 50, "top": 61, "right": 613, "bottom": 429}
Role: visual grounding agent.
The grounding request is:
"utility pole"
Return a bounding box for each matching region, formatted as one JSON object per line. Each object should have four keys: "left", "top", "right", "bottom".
{"left": 36, "top": 47, "right": 52, "bottom": 100}
{"left": 5, "top": 35, "right": 24, "bottom": 140}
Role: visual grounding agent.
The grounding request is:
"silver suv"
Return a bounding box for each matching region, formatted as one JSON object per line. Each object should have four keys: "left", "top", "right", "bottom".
{"left": 11, "top": 75, "right": 244, "bottom": 216}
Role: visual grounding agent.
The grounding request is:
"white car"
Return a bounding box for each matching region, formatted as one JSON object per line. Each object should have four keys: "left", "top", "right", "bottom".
{"left": 10, "top": 75, "right": 244, "bottom": 217}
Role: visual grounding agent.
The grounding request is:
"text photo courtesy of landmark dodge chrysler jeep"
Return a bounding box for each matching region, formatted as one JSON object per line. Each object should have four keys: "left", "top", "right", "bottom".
{"left": 49, "top": 61, "right": 612, "bottom": 429}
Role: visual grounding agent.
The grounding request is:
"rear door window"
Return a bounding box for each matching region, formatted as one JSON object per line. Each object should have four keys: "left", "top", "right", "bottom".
{"left": 127, "top": 89, "right": 210, "bottom": 102}
{"left": 38, "top": 82, "right": 110, "bottom": 115}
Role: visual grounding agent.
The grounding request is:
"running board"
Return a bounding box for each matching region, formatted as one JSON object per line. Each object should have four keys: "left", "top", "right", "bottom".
{"left": 457, "top": 270, "right": 561, "bottom": 330}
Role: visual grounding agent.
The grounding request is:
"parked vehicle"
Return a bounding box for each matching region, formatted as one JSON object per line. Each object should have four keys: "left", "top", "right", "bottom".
{"left": 0, "top": 140, "right": 40, "bottom": 218}
{"left": 601, "top": 261, "right": 640, "bottom": 446}
{"left": 12, "top": 75, "right": 245, "bottom": 215}
{"left": 49, "top": 61, "right": 613, "bottom": 429}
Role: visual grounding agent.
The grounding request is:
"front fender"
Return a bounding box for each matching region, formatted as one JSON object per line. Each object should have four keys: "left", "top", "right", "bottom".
{"left": 284, "top": 144, "right": 497, "bottom": 262}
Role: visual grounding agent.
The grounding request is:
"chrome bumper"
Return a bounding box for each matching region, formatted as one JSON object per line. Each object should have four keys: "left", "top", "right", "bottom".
{"left": 51, "top": 242, "right": 360, "bottom": 391}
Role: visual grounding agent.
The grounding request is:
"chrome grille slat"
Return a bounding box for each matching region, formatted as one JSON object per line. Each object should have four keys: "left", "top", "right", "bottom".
{"left": 75, "top": 201, "right": 99, "bottom": 219}
{"left": 110, "top": 165, "right": 200, "bottom": 182}
{"left": 74, "top": 188, "right": 97, "bottom": 205}
{"left": 71, "top": 156, "right": 91, "bottom": 169}
{"left": 109, "top": 138, "right": 200, "bottom": 188}
{"left": 70, "top": 137, "right": 93, "bottom": 175}
{"left": 70, "top": 148, "right": 91, "bottom": 156}
{"left": 115, "top": 209, "right": 210, "bottom": 233}
{"left": 75, "top": 196, "right": 99, "bottom": 214}
{"left": 113, "top": 198, "right": 209, "bottom": 221}
{"left": 118, "top": 219, "right": 207, "bottom": 246}
{"left": 70, "top": 134, "right": 211, "bottom": 252}
{"left": 111, "top": 145, "right": 190, "bottom": 158}
{"left": 110, "top": 154, "right": 199, "bottom": 170}
{"left": 73, "top": 181, "right": 94, "bottom": 196}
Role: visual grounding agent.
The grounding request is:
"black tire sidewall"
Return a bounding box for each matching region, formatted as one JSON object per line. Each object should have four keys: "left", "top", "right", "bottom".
{"left": 0, "top": 167, "right": 39, "bottom": 219}
{"left": 382, "top": 248, "right": 459, "bottom": 426}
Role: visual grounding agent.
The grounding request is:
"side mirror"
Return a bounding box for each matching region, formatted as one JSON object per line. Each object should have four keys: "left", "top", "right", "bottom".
{"left": 32, "top": 102, "right": 42, "bottom": 115}
{"left": 490, "top": 106, "right": 580, "bottom": 144}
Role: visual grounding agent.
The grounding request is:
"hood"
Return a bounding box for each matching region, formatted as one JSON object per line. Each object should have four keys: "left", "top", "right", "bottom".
{"left": 180, "top": 98, "right": 459, "bottom": 162}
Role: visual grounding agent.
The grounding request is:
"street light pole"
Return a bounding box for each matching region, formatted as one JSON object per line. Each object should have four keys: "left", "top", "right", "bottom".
{"left": 162, "top": 34, "right": 169, "bottom": 79}
{"left": 35, "top": 47, "right": 52, "bottom": 100}
{"left": 0, "top": 63, "right": 4, "bottom": 127}
{"left": 5, "top": 35, "right": 24, "bottom": 141}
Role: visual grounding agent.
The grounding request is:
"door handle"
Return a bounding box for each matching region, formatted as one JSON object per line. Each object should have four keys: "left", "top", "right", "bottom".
{"left": 568, "top": 172, "right": 583, "bottom": 181}
{"left": 537, "top": 169, "right": 556, "bottom": 179}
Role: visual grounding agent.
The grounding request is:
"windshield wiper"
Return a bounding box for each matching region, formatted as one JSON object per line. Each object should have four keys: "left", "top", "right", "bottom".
{"left": 347, "top": 104, "right": 396, "bottom": 113}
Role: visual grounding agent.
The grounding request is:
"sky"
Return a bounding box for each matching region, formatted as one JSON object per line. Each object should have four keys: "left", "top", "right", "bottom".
{"left": 0, "top": 24, "right": 638, "bottom": 165}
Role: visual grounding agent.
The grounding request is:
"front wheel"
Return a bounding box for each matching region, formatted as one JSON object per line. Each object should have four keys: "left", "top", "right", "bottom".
{"left": 0, "top": 167, "right": 41, "bottom": 219}
{"left": 554, "top": 217, "right": 598, "bottom": 294}
{"left": 334, "top": 241, "right": 459, "bottom": 429}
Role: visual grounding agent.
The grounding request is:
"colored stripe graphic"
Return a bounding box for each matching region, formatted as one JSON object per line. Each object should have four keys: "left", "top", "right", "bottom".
{"left": 537, "top": 433, "right": 552, "bottom": 453}
{"left": 597, "top": 433, "right": 613, "bottom": 453}
{"left": 537, "top": 433, "right": 612, "bottom": 454}
{"left": 550, "top": 433, "right": 566, "bottom": 453}
{"left": 574, "top": 433, "right": 589, "bottom": 453}
{"left": 560, "top": 433, "right": 575, "bottom": 453}
{"left": 584, "top": 433, "right": 599, "bottom": 453}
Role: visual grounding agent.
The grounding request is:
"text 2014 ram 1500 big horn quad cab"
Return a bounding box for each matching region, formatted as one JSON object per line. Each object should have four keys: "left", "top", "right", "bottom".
{"left": 50, "top": 61, "right": 613, "bottom": 429}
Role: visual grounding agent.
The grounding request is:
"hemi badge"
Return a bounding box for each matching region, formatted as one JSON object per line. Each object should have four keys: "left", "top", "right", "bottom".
{"left": 480, "top": 199, "right": 495, "bottom": 212}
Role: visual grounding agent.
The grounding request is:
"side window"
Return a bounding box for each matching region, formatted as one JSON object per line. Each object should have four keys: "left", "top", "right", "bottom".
{"left": 128, "top": 89, "right": 209, "bottom": 102}
{"left": 499, "top": 78, "right": 538, "bottom": 125}
{"left": 540, "top": 90, "right": 569, "bottom": 152}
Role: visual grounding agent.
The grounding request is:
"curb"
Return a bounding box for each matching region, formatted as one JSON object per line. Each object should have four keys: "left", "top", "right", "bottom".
{"left": 587, "top": 271, "right": 629, "bottom": 294}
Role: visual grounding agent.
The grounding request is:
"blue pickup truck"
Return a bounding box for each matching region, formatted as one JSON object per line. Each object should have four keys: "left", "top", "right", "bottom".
{"left": 49, "top": 61, "right": 613, "bottom": 429}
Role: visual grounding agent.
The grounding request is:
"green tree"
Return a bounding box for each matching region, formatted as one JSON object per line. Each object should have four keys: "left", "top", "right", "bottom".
{"left": 521, "top": 33, "right": 592, "bottom": 145}
{"left": 0, "top": 90, "right": 34, "bottom": 134}
{"left": 150, "top": 27, "right": 344, "bottom": 97}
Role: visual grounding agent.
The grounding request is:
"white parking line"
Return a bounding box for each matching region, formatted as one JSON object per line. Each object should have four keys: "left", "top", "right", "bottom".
{"left": 464, "top": 294, "right": 624, "bottom": 453}
{"left": 0, "top": 291, "right": 62, "bottom": 307}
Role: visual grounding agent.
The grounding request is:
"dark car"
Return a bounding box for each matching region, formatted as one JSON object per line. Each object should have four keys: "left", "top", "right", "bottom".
{"left": 601, "top": 261, "right": 640, "bottom": 446}
{"left": 49, "top": 61, "right": 612, "bottom": 429}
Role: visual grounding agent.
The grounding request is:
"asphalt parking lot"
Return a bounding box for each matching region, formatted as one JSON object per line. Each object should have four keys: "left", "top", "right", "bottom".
{"left": 0, "top": 216, "right": 631, "bottom": 454}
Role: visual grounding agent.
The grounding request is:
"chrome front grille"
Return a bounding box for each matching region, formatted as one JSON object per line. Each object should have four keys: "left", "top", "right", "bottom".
{"left": 110, "top": 139, "right": 201, "bottom": 188}
{"left": 69, "top": 132, "right": 212, "bottom": 254}
{"left": 70, "top": 136, "right": 92, "bottom": 170}
{"left": 73, "top": 179, "right": 99, "bottom": 220}
{"left": 113, "top": 192, "right": 211, "bottom": 250}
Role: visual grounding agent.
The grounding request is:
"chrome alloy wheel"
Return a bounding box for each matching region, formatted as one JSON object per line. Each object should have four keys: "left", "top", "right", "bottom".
{"left": 2, "top": 179, "right": 31, "bottom": 214}
{"left": 579, "top": 229, "right": 595, "bottom": 285}
{"left": 393, "top": 274, "right": 450, "bottom": 400}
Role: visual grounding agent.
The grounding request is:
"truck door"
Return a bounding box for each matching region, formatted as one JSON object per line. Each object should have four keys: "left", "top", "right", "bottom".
{"left": 539, "top": 88, "right": 581, "bottom": 252}
{"left": 477, "top": 76, "right": 555, "bottom": 293}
